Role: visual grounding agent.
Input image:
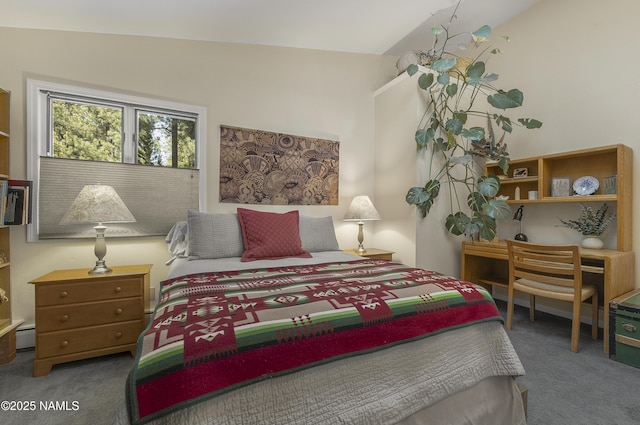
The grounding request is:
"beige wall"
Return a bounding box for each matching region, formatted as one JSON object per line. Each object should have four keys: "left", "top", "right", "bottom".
{"left": 0, "top": 27, "right": 397, "bottom": 329}
{"left": 489, "top": 0, "right": 639, "bottom": 263}
{"left": 4, "top": 0, "right": 640, "bottom": 333}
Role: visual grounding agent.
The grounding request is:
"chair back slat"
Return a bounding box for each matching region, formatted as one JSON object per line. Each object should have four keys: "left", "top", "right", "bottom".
{"left": 508, "top": 240, "right": 582, "bottom": 291}
{"left": 505, "top": 239, "right": 597, "bottom": 353}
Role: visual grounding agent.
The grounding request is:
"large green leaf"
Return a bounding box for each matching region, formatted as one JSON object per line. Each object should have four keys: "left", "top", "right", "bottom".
{"left": 444, "top": 115, "right": 464, "bottom": 135}
{"left": 483, "top": 73, "right": 499, "bottom": 82}
{"left": 437, "top": 72, "right": 451, "bottom": 85}
{"left": 467, "top": 191, "right": 485, "bottom": 213}
{"left": 461, "top": 126, "right": 484, "bottom": 141}
{"left": 482, "top": 199, "right": 512, "bottom": 220}
{"left": 476, "top": 214, "right": 497, "bottom": 241}
{"left": 477, "top": 175, "right": 501, "bottom": 197}
{"left": 446, "top": 212, "right": 472, "bottom": 236}
{"left": 415, "top": 128, "right": 435, "bottom": 148}
{"left": 471, "top": 25, "right": 491, "bottom": 42}
{"left": 466, "top": 61, "right": 485, "bottom": 84}
{"left": 431, "top": 58, "right": 457, "bottom": 71}
{"left": 418, "top": 73, "right": 434, "bottom": 90}
{"left": 406, "top": 186, "right": 430, "bottom": 205}
{"left": 445, "top": 83, "right": 458, "bottom": 97}
{"left": 498, "top": 157, "right": 509, "bottom": 174}
{"left": 406, "top": 180, "right": 440, "bottom": 218}
{"left": 487, "top": 89, "right": 524, "bottom": 110}
{"left": 493, "top": 115, "right": 513, "bottom": 133}
{"left": 518, "top": 118, "right": 543, "bottom": 129}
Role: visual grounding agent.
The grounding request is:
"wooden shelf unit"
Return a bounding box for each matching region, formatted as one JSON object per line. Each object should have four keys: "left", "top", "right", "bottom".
{"left": 0, "top": 87, "right": 22, "bottom": 365}
{"left": 486, "top": 144, "right": 632, "bottom": 251}
{"left": 0, "top": 88, "right": 10, "bottom": 332}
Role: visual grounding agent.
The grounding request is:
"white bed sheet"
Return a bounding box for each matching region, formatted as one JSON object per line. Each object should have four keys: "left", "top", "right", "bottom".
{"left": 167, "top": 250, "right": 362, "bottom": 279}
{"left": 116, "top": 252, "right": 526, "bottom": 425}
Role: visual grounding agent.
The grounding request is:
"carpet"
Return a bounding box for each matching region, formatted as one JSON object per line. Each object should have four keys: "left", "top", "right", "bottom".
{"left": 1, "top": 300, "right": 639, "bottom": 425}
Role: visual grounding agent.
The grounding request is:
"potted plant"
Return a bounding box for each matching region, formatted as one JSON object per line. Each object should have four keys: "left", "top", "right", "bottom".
{"left": 558, "top": 203, "right": 616, "bottom": 249}
{"left": 403, "top": 1, "right": 542, "bottom": 241}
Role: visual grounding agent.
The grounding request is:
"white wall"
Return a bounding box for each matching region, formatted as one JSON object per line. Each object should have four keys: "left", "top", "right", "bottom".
{"left": 488, "top": 0, "right": 639, "bottom": 270}
{"left": 0, "top": 27, "right": 397, "bottom": 330}
{"left": 373, "top": 73, "right": 418, "bottom": 267}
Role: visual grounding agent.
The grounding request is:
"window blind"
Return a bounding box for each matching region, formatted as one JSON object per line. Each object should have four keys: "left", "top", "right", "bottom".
{"left": 38, "top": 157, "right": 199, "bottom": 239}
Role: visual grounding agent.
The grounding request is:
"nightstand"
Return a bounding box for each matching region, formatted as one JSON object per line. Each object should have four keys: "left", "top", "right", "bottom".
{"left": 344, "top": 248, "right": 394, "bottom": 261}
{"left": 30, "top": 264, "right": 151, "bottom": 377}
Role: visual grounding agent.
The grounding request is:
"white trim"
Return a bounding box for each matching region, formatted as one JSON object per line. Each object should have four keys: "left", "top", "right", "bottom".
{"left": 26, "top": 78, "right": 207, "bottom": 242}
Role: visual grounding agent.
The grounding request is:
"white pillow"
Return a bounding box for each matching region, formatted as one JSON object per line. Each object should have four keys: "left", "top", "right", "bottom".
{"left": 187, "top": 211, "right": 245, "bottom": 260}
{"left": 299, "top": 215, "right": 340, "bottom": 252}
{"left": 165, "top": 221, "right": 188, "bottom": 264}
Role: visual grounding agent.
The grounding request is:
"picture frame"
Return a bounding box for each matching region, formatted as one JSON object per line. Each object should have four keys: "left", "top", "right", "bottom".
{"left": 602, "top": 175, "right": 617, "bottom": 195}
{"left": 551, "top": 177, "right": 572, "bottom": 197}
{"left": 513, "top": 168, "right": 528, "bottom": 178}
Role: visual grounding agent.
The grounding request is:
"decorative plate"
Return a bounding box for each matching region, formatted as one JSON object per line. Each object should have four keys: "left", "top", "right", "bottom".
{"left": 573, "top": 176, "right": 599, "bottom": 196}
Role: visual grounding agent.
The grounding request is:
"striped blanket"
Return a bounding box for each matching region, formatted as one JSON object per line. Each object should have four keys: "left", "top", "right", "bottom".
{"left": 126, "top": 259, "right": 503, "bottom": 424}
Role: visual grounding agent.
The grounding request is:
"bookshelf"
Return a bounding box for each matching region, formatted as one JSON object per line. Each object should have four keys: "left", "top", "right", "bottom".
{"left": 486, "top": 144, "right": 632, "bottom": 251}
{"left": 0, "top": 87, "right": 22, "bottom": 364}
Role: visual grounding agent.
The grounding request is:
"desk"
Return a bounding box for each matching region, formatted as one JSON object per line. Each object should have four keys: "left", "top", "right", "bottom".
{"left": 461, "top": 241, "right": 635, "bottom": 354}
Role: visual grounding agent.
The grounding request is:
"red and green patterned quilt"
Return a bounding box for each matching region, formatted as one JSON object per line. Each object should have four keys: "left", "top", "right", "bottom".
{"left": 126, "top": 259, "right": 503, "bottom": 424}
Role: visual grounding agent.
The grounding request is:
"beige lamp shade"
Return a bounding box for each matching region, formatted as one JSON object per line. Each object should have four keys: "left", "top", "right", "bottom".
{"left": 60, "top": 185, "right": 136, "bottom": 225}
{"left": 60, "top": 185, "right": 135, "bottom": 274}
{"left": 344, "top": 195, "right": 380, "bottom": 254}
{"left": 343, "top": 195, "right": 381, "bottom": 221}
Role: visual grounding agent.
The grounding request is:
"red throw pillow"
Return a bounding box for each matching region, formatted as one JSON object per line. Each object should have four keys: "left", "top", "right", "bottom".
{"left": 237, "top": 208, "right": 312, "bottom": 261}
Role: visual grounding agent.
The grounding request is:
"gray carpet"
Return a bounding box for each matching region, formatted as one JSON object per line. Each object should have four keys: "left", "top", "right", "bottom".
{"left": 1, "top": 300, "right": 639, "bottom": 425}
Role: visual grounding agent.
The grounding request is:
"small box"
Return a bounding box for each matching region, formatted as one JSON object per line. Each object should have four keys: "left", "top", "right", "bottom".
{"left": 609, "top": 289, "right": 640, "bottom": 368}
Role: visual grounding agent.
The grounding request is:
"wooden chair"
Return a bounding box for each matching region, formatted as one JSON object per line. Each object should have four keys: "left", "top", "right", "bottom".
{"left": 506, "top": 240, "right": 598, "bottom": 353}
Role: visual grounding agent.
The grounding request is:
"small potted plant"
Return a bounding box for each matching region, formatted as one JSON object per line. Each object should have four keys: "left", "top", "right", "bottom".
{"left": 558, "top": 203, "right": 616, "bottom": 249}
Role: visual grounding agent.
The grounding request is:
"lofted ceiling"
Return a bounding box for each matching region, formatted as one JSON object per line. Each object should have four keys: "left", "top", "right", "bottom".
{"left": 0, "top": 0, "right": 539, "bottom": 56}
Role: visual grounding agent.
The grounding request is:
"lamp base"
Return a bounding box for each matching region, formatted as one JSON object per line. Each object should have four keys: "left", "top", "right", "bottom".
{"left": 514, "top": 233, "right": 528, "bottom": 242}
{"left": 356, "top": 245, "right": 367, "bottom": 254}
{"left": 89, "top": 260, "right": 112, "bottom": 275}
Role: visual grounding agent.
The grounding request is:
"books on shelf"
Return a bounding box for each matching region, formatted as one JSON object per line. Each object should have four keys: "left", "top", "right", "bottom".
{"left": 1, "top": 179, "right": 32, "bottom": 225}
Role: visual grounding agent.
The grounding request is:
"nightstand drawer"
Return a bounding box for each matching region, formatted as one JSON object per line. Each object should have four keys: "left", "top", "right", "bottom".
{"left": 36, "top": 320, "right": 143, "bottom": 358}
{"left": 36, "top": 297, "right": 143, "bottom": 332}
{"left": 36, "top": 277, "right": 143, "bottom": 306}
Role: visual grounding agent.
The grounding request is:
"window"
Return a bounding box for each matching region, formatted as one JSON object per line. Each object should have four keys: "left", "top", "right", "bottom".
{"left": 27, "top": 79, "right": 206, "bottom": 241}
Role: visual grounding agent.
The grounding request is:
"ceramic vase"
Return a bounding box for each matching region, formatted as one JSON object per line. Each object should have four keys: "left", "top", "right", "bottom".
{"left": 582, "top": 236, "right": 604, "bottom": 249}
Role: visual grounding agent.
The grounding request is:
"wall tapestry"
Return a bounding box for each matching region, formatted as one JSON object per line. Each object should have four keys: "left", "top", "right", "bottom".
{"left": 219, "top": 125, "right": 339, "bottom": 205}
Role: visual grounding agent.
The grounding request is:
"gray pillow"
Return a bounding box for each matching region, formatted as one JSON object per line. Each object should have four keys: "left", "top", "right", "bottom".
{"left": 299, "top": 215, "right": 340, "bottom": 252}
{"left": 187, "top": 211, "right": 244, "bottom": 260}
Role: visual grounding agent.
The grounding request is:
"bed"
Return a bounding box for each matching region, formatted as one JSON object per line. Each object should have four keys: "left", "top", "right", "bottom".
{"left": 113, "top": 209, "right": 526, "bottom": 425}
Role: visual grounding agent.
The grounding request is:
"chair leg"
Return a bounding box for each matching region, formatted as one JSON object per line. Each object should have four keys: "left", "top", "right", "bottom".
{"left": 529, "top": 294, "right": 535, "bottom": 321}
{"left": 571, "top": 301, "right": 582, "bottom": 353}
{"left": 591, "top": 292, "right": 599, "bottom": 340}
{"left": 507, "top": 286, "right": 515, "bottom": 330}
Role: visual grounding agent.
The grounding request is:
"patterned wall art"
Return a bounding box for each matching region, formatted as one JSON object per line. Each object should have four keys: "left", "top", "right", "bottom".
{"left": 219, "top": 125, "right": 339, "bottom": 205}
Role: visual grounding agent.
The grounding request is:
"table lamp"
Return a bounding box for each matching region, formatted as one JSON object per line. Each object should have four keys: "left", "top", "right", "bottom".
{"left": 343, "top": 195, "right": 381, "bottom": 254}
{"left": 59, "top": 184, "right": 136, "bottom": 274}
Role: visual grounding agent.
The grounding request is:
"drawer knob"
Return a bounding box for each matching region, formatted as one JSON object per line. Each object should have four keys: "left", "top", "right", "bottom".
{"left": 115, "top": 331, "right": 123, "bottom": 339}
{"left": 115, "top": 286, "right": 122, "bottom": 293}
{"left": 60, "top": 291, "right": 68, "bottom": 298}
{"left": 60, "top": 340, "right": 69, "bottom": 348}
{"left": 60, "top": 315, "right": 69, "bottom": 322}
{"left": 115, "top": 308, "right": 123, "bottom": 315}
{"left": 622, "top": 323, "right": 637, "bottom": 333}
